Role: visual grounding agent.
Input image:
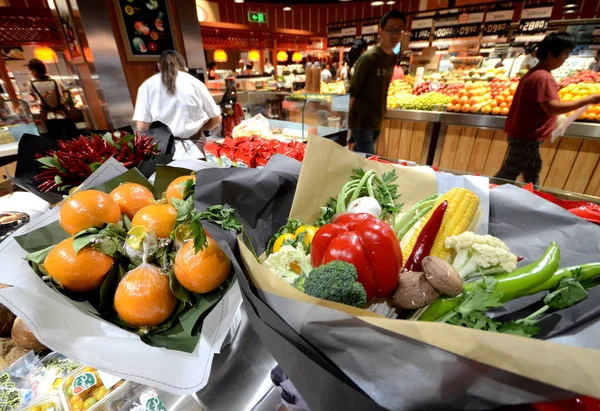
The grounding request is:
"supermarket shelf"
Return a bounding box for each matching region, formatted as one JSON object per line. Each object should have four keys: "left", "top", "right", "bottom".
{"left": 385, "top": 109, "right": 600, "bottom": 140}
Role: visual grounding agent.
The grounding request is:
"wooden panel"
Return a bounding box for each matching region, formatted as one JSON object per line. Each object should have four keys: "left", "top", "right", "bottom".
{"left": 538, "top": 138, "right": 561, "bottom": 186}
{"left": 481, "top": 130, "right": 508, "bottom": 177}
{"left": 543, "top": 138, "right": 584, "bottom": 189}
{"left": 376, "top": 119, "right": 391, "bottom": 157}
{"left": 398, "top": 121, "right": 414, "bottom": 161}
{"left": 585, "top": 162, "right": 600, "bottom": 197}
{"left": 452, "top": 126, "right": 477, "bottom": 172}
{"left": 467, "top": 129, "right": 494, "bottom": 175}
{"left": 437, "top": 125, "right": 462, "bottom": 170}
{"left": 409, "top": 122, "right": 427, "bottom": 163}
{"left": 563, "top": 140, "right": 600, "bottom": 193}
{"left": 387, "top": 120, "right": 403, "bottom": 160}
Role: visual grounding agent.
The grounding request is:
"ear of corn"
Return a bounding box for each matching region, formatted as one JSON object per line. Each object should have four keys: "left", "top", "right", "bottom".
{"left": 402, "top": 188, "right": 479, "bottom": 262}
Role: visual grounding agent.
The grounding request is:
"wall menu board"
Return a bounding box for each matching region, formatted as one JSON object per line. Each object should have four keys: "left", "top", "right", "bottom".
{"left": 591, "top": 27, "right": 600, "bottom": 50}
{"left": 455, "top": 13, "right": 484, "bottom": 38}
{"left": 518, "top": 6, "right": 552, "bottom": 34}
{"left": 341, "top": 26, "right": 357, "bottom": 47}
{"left": 482, "top": 10, "right": 513, "bottom": 40}
{"left": 409, "top": 18, "right": 433, "bottom": 49}
{"left": 432, "top": 13, "right": 482, "bottom": 46}
{"left": 362, "top": 24, "right": 378, "bottom": 45}
{"left": 115, "top": 0, "right": 175, "bottom": 61}
{"left": 433, "top": 15, "right": 459, "bottom": 40}
{"left": 327, "top": 28, "right": 342, "bottom": 48}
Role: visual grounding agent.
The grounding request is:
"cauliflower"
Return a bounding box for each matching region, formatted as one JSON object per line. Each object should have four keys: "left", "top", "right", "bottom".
{"left": 263, "top": 244, "right": 313, "bottom": 284}
{"left": 445, "top": 232, "right": 517, "bottom": 279}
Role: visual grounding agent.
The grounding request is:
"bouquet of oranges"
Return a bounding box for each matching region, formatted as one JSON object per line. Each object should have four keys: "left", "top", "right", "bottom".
{"left": 22, "top": 165, "right": 241, "bottom": 351}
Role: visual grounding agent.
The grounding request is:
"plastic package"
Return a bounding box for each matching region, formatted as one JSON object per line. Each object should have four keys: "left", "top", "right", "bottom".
{"left": 232, "top": 114, "right": 271, "bottom": 139}
{"left": 0, "top": 351, "right": 49, "bottom": 410}
{"left": 41, "top": 353, "right": 80, "bottom": 394}
{"left": 19, "top": 396, "right": 62, "bottom": 411}
{"left": 104, "top": 384, "right": 167, "bottom": 411}
{"left": 59, "top": 367, "right": 126, "bottom": 411}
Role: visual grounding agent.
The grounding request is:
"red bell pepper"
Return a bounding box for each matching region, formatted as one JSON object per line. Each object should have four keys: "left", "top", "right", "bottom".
{"left": 404, "top": 201, "right": 447, "bottom": 272}
{"left": 310, "top": 213, "right": 402, "bottom": 301}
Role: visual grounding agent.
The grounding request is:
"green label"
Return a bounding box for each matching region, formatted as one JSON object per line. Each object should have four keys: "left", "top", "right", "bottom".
{"left": 145, "top": 396, "right": 166, "bottom": 411}
{"left": 248, "top": 11, "right": 267, "bottom": 24}
{"left": 72, "top": 372, "right": 96, "bottom": 395}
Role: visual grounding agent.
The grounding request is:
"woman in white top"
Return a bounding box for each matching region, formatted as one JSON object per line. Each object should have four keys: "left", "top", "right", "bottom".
{"left": 133, "top": 50, "right": 221, "bottom": 159}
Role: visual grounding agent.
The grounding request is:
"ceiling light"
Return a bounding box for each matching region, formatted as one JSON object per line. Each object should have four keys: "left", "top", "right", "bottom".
{"left": 563, "top": 8, "right": 577, "bottom": 13}
{"left": 386, "top": 0, "right": 395, "bottom": 4}
{"left": 564, "top": 0, "right": 577, "bottom": 8}
{"left": 283, "top": 5, "right": 292, "bottom": 11}
{"left": 371, "top": 1, "right": 384, "bottom": 5}
{"left": 234, "top": 0, "right": 244, "bottom": 3}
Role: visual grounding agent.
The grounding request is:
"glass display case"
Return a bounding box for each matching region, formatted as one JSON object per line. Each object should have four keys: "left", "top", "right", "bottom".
{"left": 242, "top": 91, "right": 350, "bottom": 145}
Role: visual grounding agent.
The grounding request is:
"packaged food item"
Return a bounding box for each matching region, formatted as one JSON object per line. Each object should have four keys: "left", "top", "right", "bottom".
{"left": 203, "top": 142, "right": 222, "bottom": 166}
{"left": 219, "top": 146, "right": 235, "bottom": 168}
{"left": 255, "top": 156, "right": 269, "bottom": 169}
{"left": 20, "top": 396, "right": 62, "bottom": 411}
{"left": 41, "top": 354, "right": 80, "bottom": 394}
{"left": 0, "top": 351, "right": 49, "bottom": 410}
{"left": 59, "top": 367, "right": 126, "bottom": 411}
{"left": 103, "top": 384, "right": 166, "bottom": 411}
{"left": 234, "top": 151, "right": 255, "bottom": 168}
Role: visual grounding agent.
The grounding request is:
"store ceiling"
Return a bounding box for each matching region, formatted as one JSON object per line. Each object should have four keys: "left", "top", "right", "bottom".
{"left": 245, "top": 0, "right": 361, "bottom": 3}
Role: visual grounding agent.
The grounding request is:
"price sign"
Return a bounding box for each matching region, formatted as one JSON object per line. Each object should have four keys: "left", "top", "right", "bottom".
{"left": 362, "top": 24, "right": 378, "bottom": 45}
{"left": 456, "top": 23, "right": 481, "bottom": 38}
{"left": 409, "top": 18, "right": 433, "bottom": 48}
{"left": 483, "top": 21, "right": 510, "bottom": 36}
{"left": 434, "top": 26, "right": 457, "bottom": 39}
{"left": 519, "top": 6, "right": 551, "bottom": 34}
{"left": 410, "top": 28, "right": 431, "bottom": 42}
{"left": 327, "top": 28, "right": 341, "bottom": 47}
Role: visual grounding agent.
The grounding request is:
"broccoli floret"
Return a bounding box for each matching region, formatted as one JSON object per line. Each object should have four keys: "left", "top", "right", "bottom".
{"left": 303, "top": 261, "right": 367, "bottom": 308}
{"left": 294, "top": 274, "right": 307, "bottom": 292}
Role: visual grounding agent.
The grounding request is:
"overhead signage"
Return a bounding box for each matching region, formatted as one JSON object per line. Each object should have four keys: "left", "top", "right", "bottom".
{"left": 409, "top": 18, "right": 433, "bottom": 49}
{"left": 327, "top": 28, "right": 342, "bottom": 48}
{"left": 248, "top": 11, "right": 268, "bottom": 24}
{"left": 433, "top": 13, "right": 482, "bottom": 46}
{"left": 482, "top": 10, "right": 513, "bottom": 40}
{"left": 340, "top": 26, "right": 358, "bottom": 47}
{"left": 362, "top": 24, "right": 379, "bottom": 45}
{"left": 518, "top": 6, "right": 552, "bottom": 34}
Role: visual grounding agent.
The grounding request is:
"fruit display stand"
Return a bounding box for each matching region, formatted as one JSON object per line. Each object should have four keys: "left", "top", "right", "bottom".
{"left": 376, "top": 109, "right": 600, "bottom": 196}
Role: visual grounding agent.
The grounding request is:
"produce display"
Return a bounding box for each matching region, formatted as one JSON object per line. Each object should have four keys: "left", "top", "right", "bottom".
{"left": 320, "top": 81, "right": 346, "bottom": 95}
{"left": 260, "top": 166, "right": 600, "bottom": 339}
{"left": 24, "top": 171, "right": 240, "bottom": 345}
{"left": 387, "top": 69, "right": 600, "bottom": 122}
{"left": 34, "top": 132, "right": 160, "bottom": 193}
{"left": 205, "top": 137, "right": 306, "bottom": 168}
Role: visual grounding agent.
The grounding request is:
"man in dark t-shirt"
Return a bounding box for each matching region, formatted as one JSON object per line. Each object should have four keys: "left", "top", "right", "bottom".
{"left": 349, "top": 10, "right": 405, "bottom": 155}
{"left": 495, "top": 33, "right": 600, "bottom": 185}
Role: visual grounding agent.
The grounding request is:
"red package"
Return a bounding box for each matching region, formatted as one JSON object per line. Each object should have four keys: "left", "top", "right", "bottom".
{"left": 235, "top": 150, "right": 256, "bottom": 168}
{"left": 255, "top": 156, "right": 269, "bottom": 169}
{"left": 221, "top": 137, "right": 237, "bottom": 149}
{"left": 219, "top": 146, "right": 235, "bottom": 168}
{"left": 204, "top": 142, "right": 222, "bottom": 166}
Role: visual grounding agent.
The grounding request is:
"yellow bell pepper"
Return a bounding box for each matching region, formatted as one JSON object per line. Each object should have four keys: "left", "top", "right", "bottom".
{"left": 294, "top": 226, "right": 318, "bottom": 246}
{"left": 272, "top": 233, "right": 295, "bottom": 254}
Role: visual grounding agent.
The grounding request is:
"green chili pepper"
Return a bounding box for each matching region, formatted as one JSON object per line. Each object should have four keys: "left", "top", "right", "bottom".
{"left": 418, "top": 242, "right": 560, "bottom": 322}
{"left": 525, "top": 262, "right": 600, "bottom": 295}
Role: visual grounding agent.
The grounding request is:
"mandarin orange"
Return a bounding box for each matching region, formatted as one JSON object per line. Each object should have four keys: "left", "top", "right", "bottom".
{"left": 43, "top": 237, "right": 114, "bottom": 292}
{"left": 59, "top": 190, "right": 121, "bottom": 235}
{"left": 110, "top": 183, "right": 154, "bottom": 219}
{"left": 166, "top": 175, "right": 195, "bottom": 205}
{"left": 174, "top": 239, "right": 231, "bottom": 294}
{"left": 131, "top": 204, "right": 177, "bottom": 238}
{"left": 114, "top": 264, "right": 176, "bottom": 327}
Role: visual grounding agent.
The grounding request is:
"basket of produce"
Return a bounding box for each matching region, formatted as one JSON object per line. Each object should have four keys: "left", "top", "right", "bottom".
{"left": 0, "top": 158, "right": 241, "bottom": 394}
{"left": 11, "top": 122, "right": 174, "bottom": 204}
{"left": 191, "top": 137, "right": 600, "bottom": 410}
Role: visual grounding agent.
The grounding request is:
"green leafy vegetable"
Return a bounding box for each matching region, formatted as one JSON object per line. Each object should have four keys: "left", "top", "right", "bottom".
{"left": 315, "top": 197, "right": 337, "bottom": 226}
{"left": 266, "top": 219, "right": 303, "bottom": 255}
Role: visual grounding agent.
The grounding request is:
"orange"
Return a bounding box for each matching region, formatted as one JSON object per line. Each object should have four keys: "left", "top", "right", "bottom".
{"left": 166, "top": 176, "right": 195, "bottom": 205}
{"left": 114, "top": 264, "right": 176, "bottom": 327}
{"left": 491, "top": 107, "right": 501, "bottom": 115}
{"left": 131, "top": 204, "right": 177, "bottom": 238}
{"left": 174, "top": 239, "right": 231, "bottom": 293}
{"left": 43, "top": 237, "right": 114, "bottom": 292}
{"left": 500, "top": 107, "right": 509, "bottom": 116}
{"left": 110, "top": 183, "right": 154, "bottom": 219}
{"left": 59, "top": 190, "right": 121, "bottom": 235}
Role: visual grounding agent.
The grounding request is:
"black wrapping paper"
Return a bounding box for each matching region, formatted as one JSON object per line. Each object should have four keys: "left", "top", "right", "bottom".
{"left": 193, "top": 156, "right": 598, "bottom": 410}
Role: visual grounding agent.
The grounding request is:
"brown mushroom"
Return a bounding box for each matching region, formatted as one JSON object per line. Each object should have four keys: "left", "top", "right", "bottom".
{"left": 11, "top": 318, "right": 47, "bottom": 353}
{"left": 390, "top": 271, "right": 439, "bottom": 310}
{"left": 0, "top": 285, "right": 15, "bottom": 337}
{"left": 422, "top": 256, "right": 462, "bottom": 297}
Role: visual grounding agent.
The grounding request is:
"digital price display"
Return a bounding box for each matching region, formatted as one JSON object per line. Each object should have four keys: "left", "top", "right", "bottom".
{"left": 518, "top": 6, "right": 552, "bottom": 34}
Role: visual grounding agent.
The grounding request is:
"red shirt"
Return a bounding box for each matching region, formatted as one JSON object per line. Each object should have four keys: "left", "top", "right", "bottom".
{"left": 505, "top": 68, "right": 559, "bottom": 140}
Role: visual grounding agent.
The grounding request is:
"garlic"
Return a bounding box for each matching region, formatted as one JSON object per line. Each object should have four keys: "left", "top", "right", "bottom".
{"left": 346, "top": 197, "right": 382, "bottom": 218}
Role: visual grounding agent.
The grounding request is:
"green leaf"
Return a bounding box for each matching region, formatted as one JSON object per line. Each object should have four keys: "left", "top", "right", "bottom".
{"left": 89, "top": 162, "right": 103, "bottom": 172}
{"left": 315, "top": 197, "right": 337, "bottom": 226}
{"left": 97, "top": 264, "right": 122, "bottom": 316}
{"left": 457, "top": 277, "right": 504, "bottom": 317}
{"left": 121, "top": 133, "right": 136, "bottom": 144}
{"left": 37, "top": 156, "right": 60, "bottom": 169}
{"left": 168, "top": 268, "right": 192, "bottom": 305}
{"left": 191, "top": 218, "right": 207, "bottom": 253}
{"left": 173, "top": 196, "right": 194, "bottom": 221}
{"left": 72, "top": 233, "right": 98, "bottom": 253}
{"left": 123, "top": 214, "right": 132, "bottom": 231}
{"left": 498, "top": 320, "right": 540, "bottom": 338}
{"left": 197, "top": 205, "right": 242, "bottom": 233}
{"left": 266, "top": 218, "right": 303, "bottom": 255}
{"left": 25, "top": 245, "right": 55, "bottom": 265}
{"left": 180, "top": 178, "right": 195, "bottom": 200}
{"left": 102, "top": 223, "right": 127, "bottom": 238}
{"left": 543, "top": 277, "right": 588, "bottom": 310}
{"left": 103, "top": 132, "right": 118, "bottom": 148}
{"left": 54, "top": 175, "right": 62, "bottom": 184}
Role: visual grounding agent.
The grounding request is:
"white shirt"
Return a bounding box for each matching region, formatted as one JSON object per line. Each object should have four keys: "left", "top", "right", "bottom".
{"left": 520, "top": 54, "right": 539, "bottom": 72}
{"left": 133, "top": 72, "right": 221, "bottom": 139}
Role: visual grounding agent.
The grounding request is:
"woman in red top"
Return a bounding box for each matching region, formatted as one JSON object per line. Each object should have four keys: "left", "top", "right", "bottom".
{"left": 495, "top": 33, "right": 600, "bottom": 185}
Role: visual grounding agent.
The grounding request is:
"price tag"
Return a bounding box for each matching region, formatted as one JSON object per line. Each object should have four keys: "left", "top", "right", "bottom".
{"left": 410, "top": 28, "right": 430, "bottom": 42}
{"left": 434, "top": 26, "right": 457, "bottom": 39}
{"left": 483, "top": 21, "right": 510, "bottom": 36}
{"left": 455, "top": 23, "right": 481, "bottom": 38}
{"left": 518, "top": 6, "right": 551, "bottom": 34}
{"left": 519, "top": 19, "right": 549, "bottom": 33}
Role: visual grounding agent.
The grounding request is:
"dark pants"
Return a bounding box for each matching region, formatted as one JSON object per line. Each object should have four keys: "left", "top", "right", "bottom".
{"left": 351, "top": 128, "right": 380, "bottom": 155}
{"left": 494, "top": 138, "right": 542, "bottom": 186}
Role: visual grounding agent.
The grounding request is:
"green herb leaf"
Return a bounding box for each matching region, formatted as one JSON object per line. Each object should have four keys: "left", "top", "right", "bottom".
{"left": 191, "top": 218, "right": 207, "bottom": 253}
{"left": 457, "top": 277, "right": 504, "bottom": 317}
{"left": 197, "top": 205, "right": 243, "bottom": 233}
{"left": 498, "top": 320, "right": 540, "bottom": 338}
{"left": 543, "top": 277, "right": 588, "bottom": 310}
{"left": 266, "top": 218, "right": 302, "bottom": 255}
{"left": 315, "top": 197, "right": 337, "bottom": 226}
{"left": 173, "top": 196, "right": 195, "bottom": 222}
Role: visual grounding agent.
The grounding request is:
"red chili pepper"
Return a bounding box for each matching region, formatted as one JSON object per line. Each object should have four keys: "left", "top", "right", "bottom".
{"left": 310, "top": 213, "right": 403, "bottom": 301}
{"left": 404, "top": 201, "right": 448, "bottom": 272}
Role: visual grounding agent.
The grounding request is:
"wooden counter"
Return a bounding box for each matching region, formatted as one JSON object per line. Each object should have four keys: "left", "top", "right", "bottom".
{"left": 377, "top": 110, "right": 600, "bottom": 196}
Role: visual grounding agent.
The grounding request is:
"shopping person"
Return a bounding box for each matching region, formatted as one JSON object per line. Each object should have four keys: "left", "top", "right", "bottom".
{"left": 494, "top": 33, "right": 600, "bottom": 185}
{"left": 134, "top": 50, "right": 221, "bottom": 159}
{"left": 519, "top": 45, "right": 538, "bottom": 73}
{"left": 348, "top": 10, "right": 405, "bottom": 154}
